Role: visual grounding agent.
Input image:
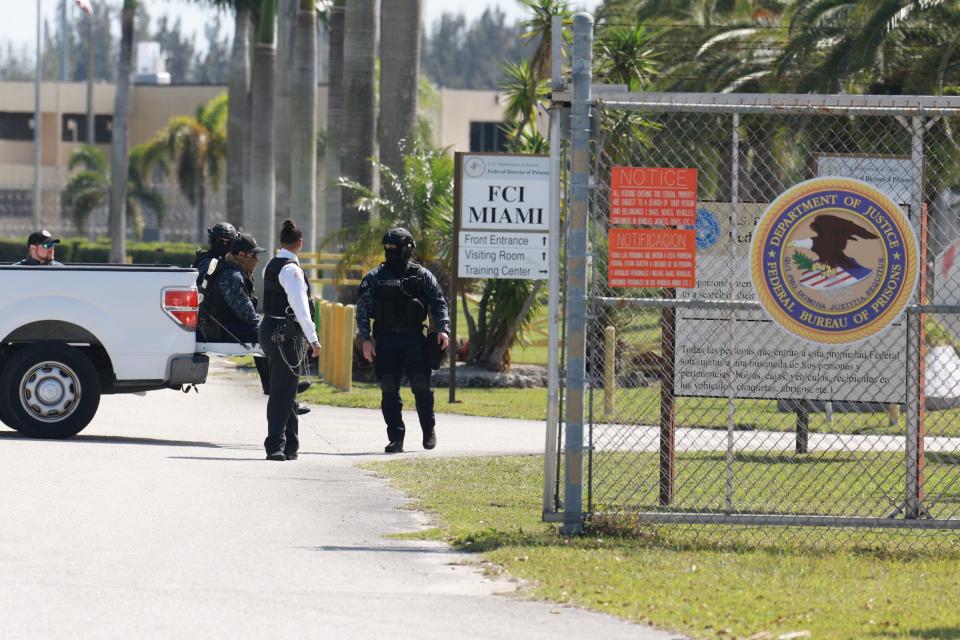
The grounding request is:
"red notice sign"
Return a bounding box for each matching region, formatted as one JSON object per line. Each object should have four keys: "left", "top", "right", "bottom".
{"left": 610, "top": 167, "right": 698, "bottom": 226}
{"left": 608, "top": 228, "right": 696, "bottom": 288}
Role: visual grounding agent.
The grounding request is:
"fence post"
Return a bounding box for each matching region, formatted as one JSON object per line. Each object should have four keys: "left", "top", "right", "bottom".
{"left": 796, "top": 400, "right": 809, "bottom": 454}
{"left": 603, "top": 326, "right": 615, "bottom": 418}
{"left": 659, "top": 305, "right": 676, "bottom": 506}
{"left": 543, "top": 13, "right": 565, "bottom": 517}
{"left": 334, "top": 303, "right": 344, "bottom": 389}
{"left": 561, "top": 12, "right": 593, "bottom": 535}
{"left": 905, "top": 116, "right": 926, "bottom": 519}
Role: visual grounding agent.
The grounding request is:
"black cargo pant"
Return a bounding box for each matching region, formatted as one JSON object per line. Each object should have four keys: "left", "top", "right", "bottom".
{"left": 259, "top": 316, "right": 299, "bottom": 456}
{"left": 374, "top": 331, "right": 434, "bottom": 444}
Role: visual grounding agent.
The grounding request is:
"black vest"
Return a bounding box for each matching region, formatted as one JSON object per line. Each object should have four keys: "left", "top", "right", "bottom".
{"left": 263, "top": 256, "right": 313, "bottom": 317}
{"left": 372, "top": 262, "right": 428, "bottom": 334}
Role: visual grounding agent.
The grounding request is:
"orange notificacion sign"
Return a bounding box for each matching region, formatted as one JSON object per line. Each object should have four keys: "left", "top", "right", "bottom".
{"left": 608, "top": 228, "right": 697, "bottom": 288}
{"left": 610, "top": 167, "right": 698, "bottom": 226}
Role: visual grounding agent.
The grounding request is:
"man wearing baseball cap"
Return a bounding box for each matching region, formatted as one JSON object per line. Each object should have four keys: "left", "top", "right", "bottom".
{"left": 200, "top": 232, "right": 266, "bottom": 344}
{"left": 15, "top": 230, "right": 63, "bottom": 266}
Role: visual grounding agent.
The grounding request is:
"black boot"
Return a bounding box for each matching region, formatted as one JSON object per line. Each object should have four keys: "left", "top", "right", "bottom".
{"left": 384, "top": 441, "right": 404, "bottom": 453}
{"left": 422, "top": 428, "right": 436, "bottom": 450}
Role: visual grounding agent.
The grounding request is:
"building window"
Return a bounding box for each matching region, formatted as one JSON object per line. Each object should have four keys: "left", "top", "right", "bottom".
{"left": 469, "top": 121, "right": 508, "bottom": 153}
{"left": 61, "top": 114, "right": 113, "bottom": 144}
{"left": 0, "top": 112, "right": 35, "bottom": 141}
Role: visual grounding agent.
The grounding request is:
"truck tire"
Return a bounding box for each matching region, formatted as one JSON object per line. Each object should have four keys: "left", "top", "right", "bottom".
{"left": 0, "top": 343, "right": 101, "bottom": 439}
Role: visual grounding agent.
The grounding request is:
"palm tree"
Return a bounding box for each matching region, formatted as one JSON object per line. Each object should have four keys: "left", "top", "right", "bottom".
{"left": 197, "top": 0, "right": 259, "bottom": 228}
{"left": 499, "top": 60, "right": 549, "bottom": 147}
{"left": 779, "top": 0, "right": 953, "bottom": 93}
{"left": 249, "top": 0, "right": 277, "bottom": 294}
{"left": 108, "top": 0, "right": 137, "bottom": 263}
{"left": 378, "top": 0, "right": 422, "bottom": 177}
{"left": 340, "top": 0, "right": 378, "bottom": 232}
{"left": 63, "top": 144, "right": 164, "bottom": 239}
{"left": 291, "top": 0, "right": 318, "bottom": 253}
{"left": 324, "top": 0, "right": 345, "bottom": 246}
{"left": 519, "top": 0, "right": 572, "bottom": 83}
{"left": 63, "top": 146, "right": 108, "bottom": 238}
{"left": 336, "top": 146, "right": 455, "bottom": 280}
{"left": 227, "top": 4, "right": 251, "bottom": 227}
{"left": 274, "top": 0, "right": 296, "bottom": 226}
{"left": 159, "top": 94, "right": 228, "bottom": 242}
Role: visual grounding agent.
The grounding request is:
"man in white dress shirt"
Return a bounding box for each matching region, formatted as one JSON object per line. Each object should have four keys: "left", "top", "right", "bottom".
{"left": 258, "top": 219, "right": 321, "bottom": 461}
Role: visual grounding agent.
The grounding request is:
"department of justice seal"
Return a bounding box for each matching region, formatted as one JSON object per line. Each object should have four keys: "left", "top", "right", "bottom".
{"left": 694, "top": 207, "right": 721, "bottom": 250}
{"left": 750, "top": 177, "right": 918, "bottom": 344}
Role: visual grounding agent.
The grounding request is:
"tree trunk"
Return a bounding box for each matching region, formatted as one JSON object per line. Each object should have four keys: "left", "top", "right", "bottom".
{"left": 274, "top": 0, "right": 296, "bottom": 227}
{"left": 227, "top": 8, "right": 251, "bottom": 228}
{"left": 484, "top": 281, "right": 543, "bottom": 370}
{"left": 196, "top": 167, "right": 207, "bottom": 243}
{"left": 378, "top": 0, "right": 421, "bottom": 176}
{"left": 324, "top": 0, "right": 344, "bottom": 244}
{"left": 250, "top": 0, "right": 277, "bottom": 297}
{"left": 340, "top": 0, "right": 378, "bottom": 231}
{"left": 460, "top": 289, "right": 477, "bottom": 348}
{"left": 291, "top": 0, "right": 317, "bottom": 253}
{"left": 109, "top": 2, "right": 135, "bottom": 263}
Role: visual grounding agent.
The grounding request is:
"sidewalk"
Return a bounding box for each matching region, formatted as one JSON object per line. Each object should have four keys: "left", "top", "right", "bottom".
{"left": 0, "top": 360, "right": 679, "bottom": 640}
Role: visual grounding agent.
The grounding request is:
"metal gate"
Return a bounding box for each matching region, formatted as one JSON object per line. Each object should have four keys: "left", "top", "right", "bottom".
{"left": 549, "top": 14, "right": 960, "bottom": 549}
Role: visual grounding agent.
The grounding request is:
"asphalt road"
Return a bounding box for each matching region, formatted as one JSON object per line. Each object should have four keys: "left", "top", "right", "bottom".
{"left": 0, "top": 362, "right": 677, "bottom": 640}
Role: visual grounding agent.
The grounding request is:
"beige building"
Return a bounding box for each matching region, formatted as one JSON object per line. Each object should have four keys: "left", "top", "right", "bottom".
{"left": 0, "top": 80, "right": 507, "bottom": 239}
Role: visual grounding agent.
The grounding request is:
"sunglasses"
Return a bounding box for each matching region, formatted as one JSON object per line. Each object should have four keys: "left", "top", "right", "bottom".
{"left": 40, "top": 242, "right": 57, "bottom": 249}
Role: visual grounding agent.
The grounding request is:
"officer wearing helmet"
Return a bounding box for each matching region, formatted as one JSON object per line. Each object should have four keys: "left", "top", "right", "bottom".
{"left": 193, "top": 222, "right": 240, "bottom": 289}
{"left": 356, "top": 228, "right": 450, "bottom": 453}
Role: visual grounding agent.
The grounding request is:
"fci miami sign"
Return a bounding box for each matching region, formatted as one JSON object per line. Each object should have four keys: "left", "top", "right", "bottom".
{"left": 751, "top": 177, "right": 919, "bottom": 345}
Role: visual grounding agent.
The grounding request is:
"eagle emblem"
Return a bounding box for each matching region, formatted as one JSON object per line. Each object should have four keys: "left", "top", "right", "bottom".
{"left": 751, "top": 177, "right": 918, "bottom": 344}
{"left": 790, "top": 214, "right": 879, "bottom": 290}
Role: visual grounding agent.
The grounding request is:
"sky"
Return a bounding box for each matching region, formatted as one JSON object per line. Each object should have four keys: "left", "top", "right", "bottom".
{"left": 1, "top": 0, "right": 603, "bottom": 55}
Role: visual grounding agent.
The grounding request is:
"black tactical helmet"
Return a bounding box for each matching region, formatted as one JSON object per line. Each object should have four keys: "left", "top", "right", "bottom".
{"left": 207, "top": 222, "right": 240, "bottom": 245}
{"left": 383, "top": 227, "right": 416, "bottom": 261}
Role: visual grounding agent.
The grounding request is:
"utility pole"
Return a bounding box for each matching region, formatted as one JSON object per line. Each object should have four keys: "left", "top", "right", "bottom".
{"left": 33, "top": 0, "right": 43, "bottom": 229}
{"left": 86, "top": 9, "right": 94, "bottom": 144}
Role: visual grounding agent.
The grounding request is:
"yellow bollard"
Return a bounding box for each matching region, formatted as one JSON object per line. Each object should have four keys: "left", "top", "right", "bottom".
{"left": 321, "top": 301, "right": 332, "bottom": 381}
{"left": 333, "top": 303, "right": 345, "bottom": 390}
{"left": 888, "top": 404, "right": 901, "bottom": 427}
{"left": 343, "top": 305, "right": 355, "bottom": 392}
{"left": 604, "top": 325, "right": 616, "bottom": 419}
{"left": 325, "top": 302, "right": 334, "bottom": 381}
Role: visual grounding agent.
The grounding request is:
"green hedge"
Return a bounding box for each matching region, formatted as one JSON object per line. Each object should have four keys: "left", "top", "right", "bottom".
{"left": 0, "top": 237, "right": 201, "bottom": 267}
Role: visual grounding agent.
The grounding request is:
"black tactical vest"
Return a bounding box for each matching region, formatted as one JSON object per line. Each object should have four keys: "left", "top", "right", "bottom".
{"left": 263, "top": 256, "right": 313, "bottom": 317}
{"left": 372, "top": 263, "right": 428, "bottom": 334}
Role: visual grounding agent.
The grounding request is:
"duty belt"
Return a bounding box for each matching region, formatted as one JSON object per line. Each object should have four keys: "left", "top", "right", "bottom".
{"left": 375, "top": 323, "right": 424, "bottom": 335}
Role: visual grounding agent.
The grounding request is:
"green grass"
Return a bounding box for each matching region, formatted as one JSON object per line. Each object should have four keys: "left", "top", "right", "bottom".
{"left": 302, "top": 380, "right": 550, "bottom": 420}
{"left": 364, "top": 454, "right": 960, "bottom": 640}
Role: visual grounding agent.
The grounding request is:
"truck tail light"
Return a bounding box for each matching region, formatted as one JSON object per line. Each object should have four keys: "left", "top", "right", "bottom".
{"left": 162, "top": 287, "right": 199, "bottom": 330}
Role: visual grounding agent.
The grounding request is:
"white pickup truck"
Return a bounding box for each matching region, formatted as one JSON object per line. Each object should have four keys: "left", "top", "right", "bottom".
{"left": 0, "top": 264, "right": 209, "bottom": 438}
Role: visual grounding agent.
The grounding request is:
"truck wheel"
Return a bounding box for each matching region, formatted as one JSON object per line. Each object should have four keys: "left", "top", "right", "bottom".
{"left": 0, "top": 344, "right": 101, "bottom": 439}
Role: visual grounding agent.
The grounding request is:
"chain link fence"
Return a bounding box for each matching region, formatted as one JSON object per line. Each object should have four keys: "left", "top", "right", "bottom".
{"left": 575, "top": 92, "right": 960, "bottom": 550}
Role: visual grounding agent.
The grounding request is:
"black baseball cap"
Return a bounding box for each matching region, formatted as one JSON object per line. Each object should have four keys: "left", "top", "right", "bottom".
{"left": 230, "top": 232, "right": 266, "bottom": 255}
{"left": 27, "top": 230, "right": 60, "bottom": 247}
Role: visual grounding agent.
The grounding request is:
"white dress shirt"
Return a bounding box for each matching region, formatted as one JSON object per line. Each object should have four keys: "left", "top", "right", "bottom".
{"left": 264, "top": 248, "right": 320, "bottom": 345}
